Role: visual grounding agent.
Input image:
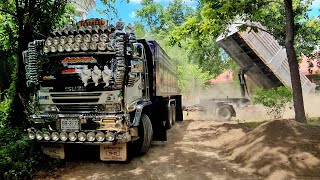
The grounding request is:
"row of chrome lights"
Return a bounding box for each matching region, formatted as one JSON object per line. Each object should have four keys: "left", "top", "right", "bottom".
{"left": 43, "top": 33, "right": 112, "bottom": 53}
{"left": 28, "top": 131, "right": 118, "bottom": 142}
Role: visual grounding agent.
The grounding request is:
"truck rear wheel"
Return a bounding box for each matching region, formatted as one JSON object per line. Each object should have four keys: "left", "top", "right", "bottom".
{"left": 217, "top": 105, "right": 233, "bottom": 121}
{"left": 136, "top": 114, "right": 153, "bottom": 154}
{"left": 171, "top": 104, "right": 176, "bottom": 125}
{"left": 166, "top": 106, "right": 173, "bottom": 129}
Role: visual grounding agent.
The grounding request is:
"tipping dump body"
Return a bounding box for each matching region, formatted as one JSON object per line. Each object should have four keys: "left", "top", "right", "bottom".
{"left": 217, "top": 22, "right": 316, "bottom": 93}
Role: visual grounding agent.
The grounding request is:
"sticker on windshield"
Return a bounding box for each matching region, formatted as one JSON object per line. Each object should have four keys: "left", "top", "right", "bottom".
{"left": 61, "top": 57, "right": 97, "bottom": 66}
{"left": 61, "top": 69, "right": 77, "bottom": 74}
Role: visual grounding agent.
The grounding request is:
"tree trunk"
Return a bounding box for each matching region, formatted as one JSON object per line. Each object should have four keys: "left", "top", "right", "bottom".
{"left": 9, "top": 0, "right": 29, "bottom": 127}
{"left": 283, "top": 0, "right": 307, "bottom": 124}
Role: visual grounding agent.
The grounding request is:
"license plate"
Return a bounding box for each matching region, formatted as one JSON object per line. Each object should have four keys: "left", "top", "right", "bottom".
{"left": 100, "top": 143, "right": 127, "bottom": 161}
{"left": 41, "top": 144, "right": 65, "bottom": 159}
{"left": 61, "top": 119, "right": 79, "bottom": 130}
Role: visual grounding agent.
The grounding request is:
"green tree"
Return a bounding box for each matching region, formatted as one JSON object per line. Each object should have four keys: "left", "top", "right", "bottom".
{"left": 254, "top": 86, "right": 293, "bottom": 119}
{"left": 133, "top": 21, "right": 147, "bottom": 39}
{"left": 0, "top": 0, "right": 74, "bottom": 126}
{"left": 136, "top": 0, "right": 165, "bottom": 30}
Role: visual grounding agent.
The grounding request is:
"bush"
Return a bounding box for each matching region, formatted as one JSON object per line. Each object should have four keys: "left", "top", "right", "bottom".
{"left": 0, "top": 82, "right": 63, "bottom": 179}
{"left": 0, "top": 127, "right": 64, "bottom": 180}
{"left": 254, "top": 86, "right": 292, "bottom": 119}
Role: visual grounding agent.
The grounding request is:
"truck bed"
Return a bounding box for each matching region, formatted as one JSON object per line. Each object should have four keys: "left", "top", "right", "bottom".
{"left": 217, "top": 22, "right": 316, "bottom": 93}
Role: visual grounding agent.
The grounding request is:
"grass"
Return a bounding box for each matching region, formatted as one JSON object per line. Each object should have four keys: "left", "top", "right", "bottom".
{"left": 307, "top": 117, "right": 320, "bottom": 126}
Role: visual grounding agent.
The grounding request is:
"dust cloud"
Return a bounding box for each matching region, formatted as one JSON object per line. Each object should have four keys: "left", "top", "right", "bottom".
{"left": 283, "top": 93, "right": 320, "bottom": 119}
{"left": 183, "top": 84, "right": 320, "bottom": 121}
{"left": 183, "top": 84, "right": 266, "bottom": 121}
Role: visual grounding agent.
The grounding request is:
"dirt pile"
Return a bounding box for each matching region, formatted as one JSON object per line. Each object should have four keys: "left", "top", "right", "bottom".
{"left": 220, "top": 119, "right": 320, "bottom": 179}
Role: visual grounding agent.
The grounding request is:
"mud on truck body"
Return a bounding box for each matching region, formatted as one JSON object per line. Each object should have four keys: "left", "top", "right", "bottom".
{"left": 23, "top": 19, "right": 183, "bottom": 161}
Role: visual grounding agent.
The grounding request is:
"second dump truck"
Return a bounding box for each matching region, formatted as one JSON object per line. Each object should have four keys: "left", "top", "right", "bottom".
{"left": 188, "top": 21, "right": 316, "bottom": 121}
{"left": 23, "top": 18, "right": 182, "bottom": 161}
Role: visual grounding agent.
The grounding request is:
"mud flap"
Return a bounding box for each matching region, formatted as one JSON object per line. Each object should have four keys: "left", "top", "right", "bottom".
{"left": 100, "top": 143, "right": 127, "bottom": 161}
{"left": 41, "top": 144, "right": 65, "bottom": 159}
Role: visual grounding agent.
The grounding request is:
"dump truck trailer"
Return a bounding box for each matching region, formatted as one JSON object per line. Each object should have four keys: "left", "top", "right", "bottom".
{"left": 23, "top": 18, "right": 182, "bottom": 161}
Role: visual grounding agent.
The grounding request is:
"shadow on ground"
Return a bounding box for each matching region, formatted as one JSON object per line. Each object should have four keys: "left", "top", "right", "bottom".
{"left": 37, "top": 117, "right": 320, "bottom": 180}
{"left": 39, "top": 120, "right": 259, "bottom": 180}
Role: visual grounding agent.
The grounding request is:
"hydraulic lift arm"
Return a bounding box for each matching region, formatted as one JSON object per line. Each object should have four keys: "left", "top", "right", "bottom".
{"left": 238, "top": 65, "right": 253, "bottom": 99}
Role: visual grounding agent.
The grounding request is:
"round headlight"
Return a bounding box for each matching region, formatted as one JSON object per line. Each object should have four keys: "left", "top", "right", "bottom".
{"left": 92, "top": 34, "right": 99, "bottom": 42}
{"left": 50, "top": 45, "right": 57, "bottom": 53}
{"left": 60, "top": 132, "right": 68, "bottom": 141}
{"left": 60, "top": 36, "right": 67, "bottom": 45}
{"left": 36, "top": 131, "right": 43, "bottom": 140}
{"left": 51, "top": 132, "right": 59, "bottom": 141}
{"left": 43, "top": 46, "right": 50, "bottom": 53}
{"left": 45, "top": 37, "right": 52, "bottom": 46}
{"left": 72, "top": 43, "right": 80, "bottom": 51}
{"left": 67, "top": 35, "right": 74, "bottom": 44}
{"left": 98, "top": 42, "right": 107, "bottom": 51}
{"left": 57, "top": 44, "right": 64, "bottom": 52}
{"left": 80, "top": 42, "right": 89, "bottom": 51}
{"left": 43, "top": 132, "right": 51, "bottom": 141}
{"left": 86, "top": 26, "right": 92, "bottom": 33}
{"left": 96, "top": 132, "right": 105, "bottom": 142}
{"left": 78, "top": 26, "right": 86, "bottom": 34}
{"left": 75, "top": 34, "right": 83, "bottom": 43}
{"left": 93, "top": 25, "right": 100, "bottom": 32}
{"left": 64, "top": 43, "right": 72, "bottom": 52}
{"left": 87, "top": 132, "right": 96, "bottom": 142}
{"left": 78, "top": 132, "right": 86, "bottom": 142}
{"left": 89, "top": 42, "right": 97, "bottom": 50}
{"left": 68, "top": 132, "right": 77, "bottom": 141}
{"left": 28, "top": 131, "right": 35, "bottom": 140}
{"left": 84, "top": 34, "right": 91, "bottom": 43}
{"left": 99, "top": 34, "right": 108, "bottom": 42}
{"left": 105, "top": 132, "right": 115, "bottom": 141}
{"left": 53, "top": 37, "right": 60, "bottom": 45}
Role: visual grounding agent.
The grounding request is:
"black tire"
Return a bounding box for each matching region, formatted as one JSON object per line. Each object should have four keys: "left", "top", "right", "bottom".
{"left": 129, "top": 114, "right": 153, "bottom": 157}
{"left": 171, "top": 104, "right": 176, "bottom": 125}
{"left": 137, "top": 114, "right": 153, "bottom": 154}
{"left": 217, "top": 105, "right": 233, "bottom": 121}
{"left": 175, "top": 96, "right": 184, "bottom": 121}
{"left": 166, "top": 106, "right": 173, "bottom": 129}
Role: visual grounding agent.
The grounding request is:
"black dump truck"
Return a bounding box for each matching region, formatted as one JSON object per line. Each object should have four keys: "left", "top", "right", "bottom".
{"left": 23, "top": 18, "right": 182, "bottom": 161}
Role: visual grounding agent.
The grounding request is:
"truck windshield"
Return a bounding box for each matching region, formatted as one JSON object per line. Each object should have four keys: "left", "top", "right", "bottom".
{"left": 40, "top": 53, "right": 117, "bottom": 92}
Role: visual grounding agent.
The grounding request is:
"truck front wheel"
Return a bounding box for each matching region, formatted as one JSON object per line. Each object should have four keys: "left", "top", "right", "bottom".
{"left": 136, "top": 114, "right": 153, "bottom": 154}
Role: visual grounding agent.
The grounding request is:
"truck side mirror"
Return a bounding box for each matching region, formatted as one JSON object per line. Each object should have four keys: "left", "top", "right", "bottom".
{"left": 133, "top": 43, "right": 144, "bottom": 59}
{"left": 131, "top": 60, "right": 143, "bottom": 73}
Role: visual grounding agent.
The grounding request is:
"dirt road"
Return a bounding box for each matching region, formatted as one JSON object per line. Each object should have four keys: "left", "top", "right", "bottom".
{"left": 45, "top": 117, "right": 260, "bottom": 180}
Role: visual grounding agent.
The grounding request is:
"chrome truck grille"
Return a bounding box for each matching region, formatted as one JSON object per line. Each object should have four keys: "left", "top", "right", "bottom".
{"left": 38, "top": 91, "right": 121, "bottom": 114}
{"left": 57, "top": 105, "right": 99, "bottom": 112}
{"left": 52, "top": 98, "right": 99, "bottom": 103}
{"left": 51, "top": 93, "right": 101, "bottom": 104}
